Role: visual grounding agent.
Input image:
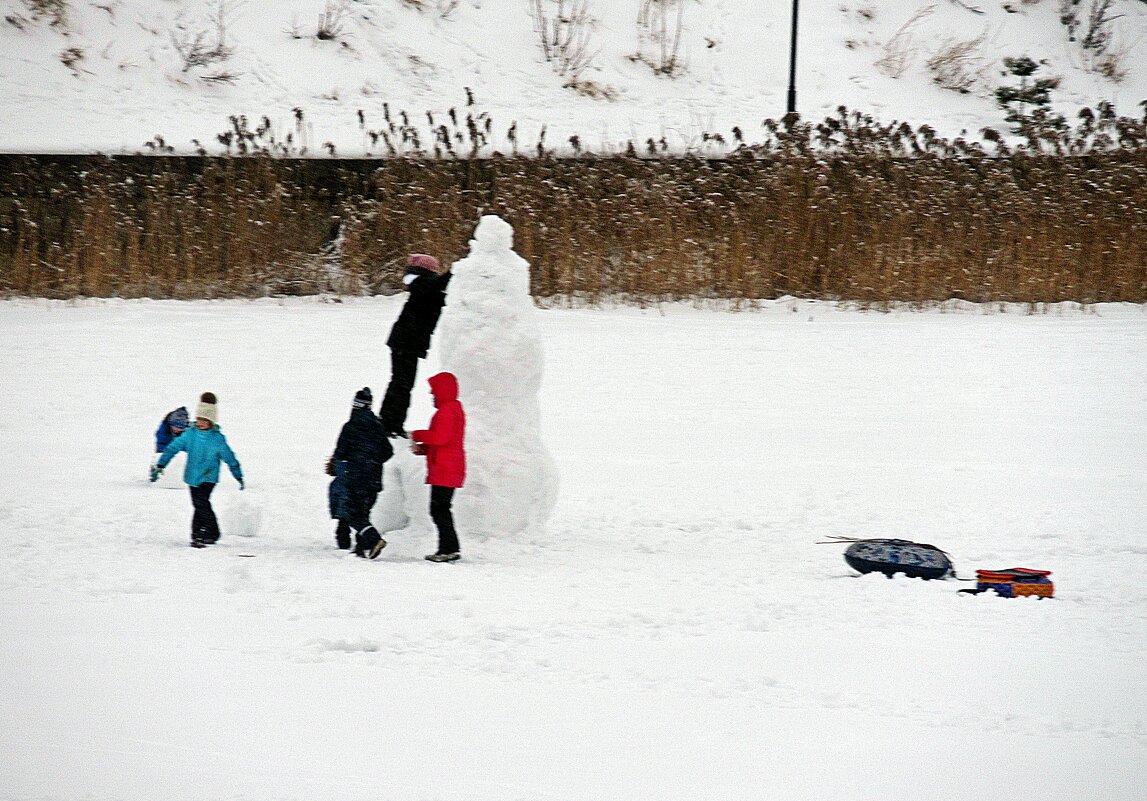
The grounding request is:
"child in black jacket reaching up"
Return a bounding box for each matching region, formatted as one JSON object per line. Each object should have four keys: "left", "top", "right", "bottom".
{"left": 329, "top": 387, "right": 392, "bottom": 557}
{"left": 379, "top": 253, "right": 450, "bottom": 438}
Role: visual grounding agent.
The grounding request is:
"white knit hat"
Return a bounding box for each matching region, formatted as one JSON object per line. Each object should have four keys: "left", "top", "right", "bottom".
{"left": 196, "top": 391, "right": 218, "bottom": 424}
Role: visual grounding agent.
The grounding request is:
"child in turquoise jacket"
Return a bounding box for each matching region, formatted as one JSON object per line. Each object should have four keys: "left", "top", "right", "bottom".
{"left": 151, "top": 392, "right": 244, "bottom": 547}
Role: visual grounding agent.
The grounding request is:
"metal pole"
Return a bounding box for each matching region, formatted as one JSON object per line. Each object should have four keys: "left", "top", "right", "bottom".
{"left": 786, "top": 0, "right": 800, "bottom": 115}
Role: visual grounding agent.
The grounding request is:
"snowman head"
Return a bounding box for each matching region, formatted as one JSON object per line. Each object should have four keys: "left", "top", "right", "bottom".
{"left": 471, "top": 215, "right": 514, "bottom": 254}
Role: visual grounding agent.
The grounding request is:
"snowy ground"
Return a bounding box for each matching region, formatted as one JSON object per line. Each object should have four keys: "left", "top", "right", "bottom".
{"left": 1, "top": 296, "right": 1146, "bottom": 800}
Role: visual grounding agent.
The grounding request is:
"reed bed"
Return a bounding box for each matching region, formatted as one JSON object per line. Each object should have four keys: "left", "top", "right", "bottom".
{"left": 2, "top": 108, "right": 1145, "bottom": 304}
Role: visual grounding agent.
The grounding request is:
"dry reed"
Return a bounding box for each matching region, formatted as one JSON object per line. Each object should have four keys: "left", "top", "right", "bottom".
{"left": 1, "top": 106, "right": 1145, "bottom": 304}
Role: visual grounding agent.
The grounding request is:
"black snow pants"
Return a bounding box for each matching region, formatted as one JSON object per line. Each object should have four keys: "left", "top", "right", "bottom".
{"left": 379, "top": 349, "right": 420, "bottom": 435}
{"left": 430, "top": 486, "right": 460, "bottom": 555}
{"left": 190, "top": 482, "right": 220, "bottom": 543}
{"left": 346, "top": 487, "right": 380, "bottom": 552}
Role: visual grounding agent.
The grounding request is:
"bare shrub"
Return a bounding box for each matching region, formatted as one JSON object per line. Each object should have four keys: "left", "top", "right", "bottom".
{"left": 633, "top": 0, "right": 690, "bottom": 76}
{"left": 400, "top": 0, "right": 459, "bottom": 17}
{"left": 202, "top": 71, "right": 240, "bottom": 84}
{"left": 171, "top": 0, "right": 235, "bottom": 73}
{"left": 59, "top": 46, "right": 84, "bottom": 74}
{"left": 875, "top": 6, "right": 935, "bottom": 77}
{"left": 172, "top": 29, "right": 232, "bottom": 71}
{"left": 1080, "top": 0, "right": 1119, "bottom": 54}
{"left": 316, "top": 0, "right": 348, "bottom": 41}
{"left": 1092, "top": 48, "right": 1127, "bottom": 81}
{"left": 529, "top": 0, "right": 599, "bottom": 81}
{"left": 926, "top": 32, "right": 986, "bottom": 93}
{"left": 1059, "top": 0, "right": 1082, "bottom": 40}
{"left": 564, "top": 77, "right": 617, "bottom": 99}
{"left": 1062, "top": 0, "right": 1127, "bottom": 78}
{"left": 24, "top": 0, "right": 67, "bottom": 26}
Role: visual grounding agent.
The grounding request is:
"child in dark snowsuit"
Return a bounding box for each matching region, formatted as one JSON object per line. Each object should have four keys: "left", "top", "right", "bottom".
{"left": 151, "top": 392, "right": 244, "bottom": 547}
{"left": 411, "top": 372, "right": 466, "bottom": 562}
{"left": 379, "top": 253, "right": 451, "bottom": 438}
{"left": 154, "top": 406, "right": 190, "bottom": 453}
{"left": 330, "top": 387, "right": 392, "bottom": 558}
{"left": 150, "top": 406, "right": 190, "bottom": 482}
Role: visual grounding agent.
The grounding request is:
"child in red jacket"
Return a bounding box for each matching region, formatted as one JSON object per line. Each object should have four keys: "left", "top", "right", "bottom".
{"left": 411, "top": 372, "right": 465, "bottom": 562}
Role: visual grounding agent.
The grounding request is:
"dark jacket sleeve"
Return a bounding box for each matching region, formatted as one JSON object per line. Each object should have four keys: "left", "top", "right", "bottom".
{"left": 333, "top": 422, "right": 352, "bottom": 461}
{"left": 406, "top": 270, "right": 450, "bottom": 295}
{"left": 155, "top": 419, "right": 171, "bottom": 452}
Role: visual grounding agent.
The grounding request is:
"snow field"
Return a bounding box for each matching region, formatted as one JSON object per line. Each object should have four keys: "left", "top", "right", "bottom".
{"left": 1, "top": 296, "right": 1145, "bottom": 800}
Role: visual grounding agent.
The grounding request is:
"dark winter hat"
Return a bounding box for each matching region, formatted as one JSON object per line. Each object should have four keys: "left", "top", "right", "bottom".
{"left": 168, "top": 406, "right": 189, "bottom": 431}
{"left": 353, "top": 387, "right": 373, "bottom": 409}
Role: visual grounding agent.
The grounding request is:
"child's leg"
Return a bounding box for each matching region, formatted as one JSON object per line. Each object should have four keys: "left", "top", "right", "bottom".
{"left": 346, "top": 489, "right": 381, "bottom": 556}
{"left": 335, "top": 520, "right": 351, "bottom": 549}
{"left": 379, "top": 349, "right": 420, "bottom": 434}
{"left": 189, "top": 482, "right": 220, "bottom": 543}
{"left": 429, "top": 486, "right": 459, "bottom": 555}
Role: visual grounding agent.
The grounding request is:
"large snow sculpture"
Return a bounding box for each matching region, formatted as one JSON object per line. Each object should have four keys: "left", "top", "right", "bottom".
{"left": 373, "top": 215, "right": 558, "bottom": 539}
{"left": 438, "top": 215, "right": 558, "bottom": 536}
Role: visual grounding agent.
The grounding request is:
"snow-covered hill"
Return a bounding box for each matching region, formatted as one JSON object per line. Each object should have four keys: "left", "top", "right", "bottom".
{"left": 2, "top": 0, "right": 1146, "bottom": 155}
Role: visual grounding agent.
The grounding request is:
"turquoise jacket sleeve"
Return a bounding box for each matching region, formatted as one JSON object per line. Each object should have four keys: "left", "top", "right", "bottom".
{"left": 218, "top": 434, "right": 243, "bottom": 483}
{"left": 157, "top": 432, "right": 189, "bottom": 469}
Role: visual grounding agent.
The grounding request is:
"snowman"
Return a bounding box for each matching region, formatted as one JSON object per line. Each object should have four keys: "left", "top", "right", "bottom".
{"left": 373, "top": 215, "right": 558, "bottom": 539}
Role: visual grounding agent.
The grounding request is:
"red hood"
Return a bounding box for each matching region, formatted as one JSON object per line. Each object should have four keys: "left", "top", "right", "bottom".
{"left": 428, "top": 372, "right": 458, "bottom": 403}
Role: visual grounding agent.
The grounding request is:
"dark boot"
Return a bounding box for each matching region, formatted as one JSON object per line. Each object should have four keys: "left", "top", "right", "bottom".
{"left": 335, "top": 520, "right": 351, "bottom": 550}
{"left": 365, "top": 527, "right": 388, "bottom": 559}
{"left": 358, "top": 525, "right": 386, "bottom": 559}
{"left": 425, "top": 552, "right": 460, "bottom": 562}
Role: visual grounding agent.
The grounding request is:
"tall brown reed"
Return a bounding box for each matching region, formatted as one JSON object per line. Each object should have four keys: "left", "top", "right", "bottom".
{"left": 2, "top": 107, "right": 1145, "bottom": 304}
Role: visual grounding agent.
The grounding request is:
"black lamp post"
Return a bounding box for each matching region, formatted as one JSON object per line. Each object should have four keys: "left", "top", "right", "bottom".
{"left": 786, "top": 0, "right": 800, "bottom": 116}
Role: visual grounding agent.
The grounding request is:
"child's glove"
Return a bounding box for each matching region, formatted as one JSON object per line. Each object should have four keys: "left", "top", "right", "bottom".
{"left": 411, "top": 441, "right": 426, "bottom": 456}
{"left": 149, "top": 465, "right": 163, "bottom": 482}
{"left": 238, "top": 478, "right": 246, "bottom": 491}
{"left": 325, "top": 456, "right": 336, "bottom": 477}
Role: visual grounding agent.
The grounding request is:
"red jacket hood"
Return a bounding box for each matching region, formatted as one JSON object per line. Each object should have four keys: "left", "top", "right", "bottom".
{"left": 428, "top": 372, "right": 459, "bottom": 403}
